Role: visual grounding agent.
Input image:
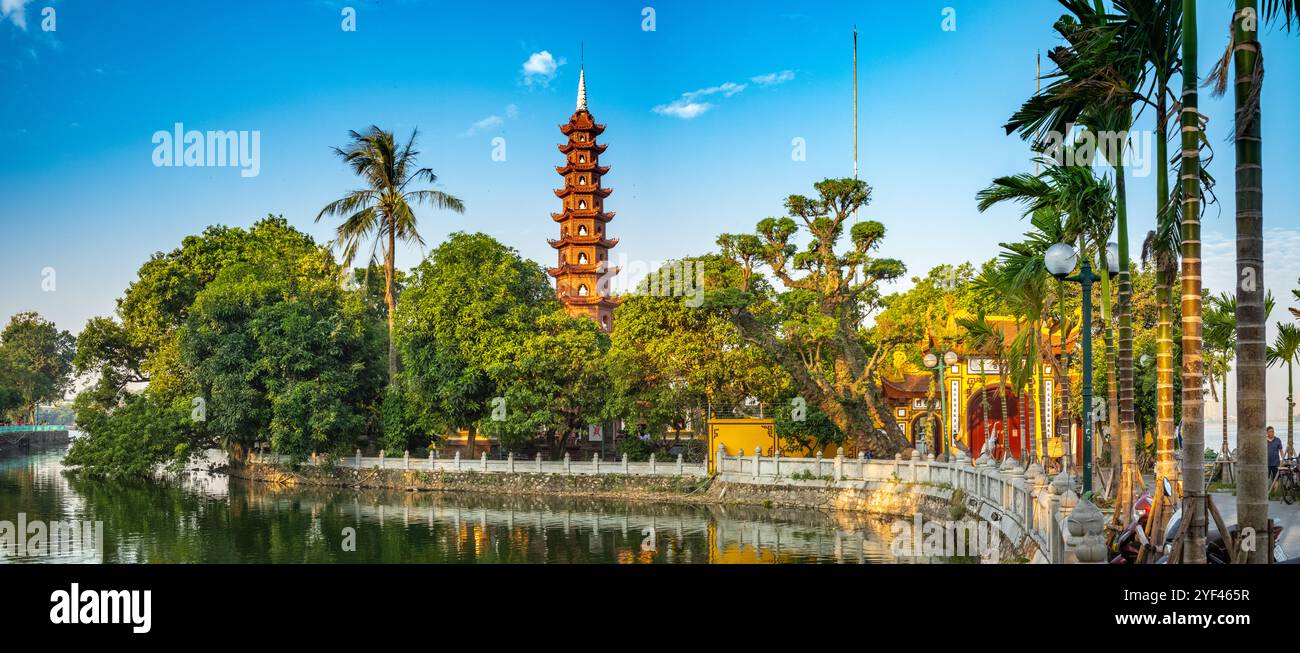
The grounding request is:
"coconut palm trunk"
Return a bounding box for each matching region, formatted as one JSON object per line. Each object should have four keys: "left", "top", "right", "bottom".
{"left": 1230, "top": 0, "right": 1269, "bottom": 564}
{"left": 1179, "top": 0, "right": 1209, "bottom": 564}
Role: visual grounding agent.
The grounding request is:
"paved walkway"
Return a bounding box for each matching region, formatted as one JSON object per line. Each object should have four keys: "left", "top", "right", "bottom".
{"left": 1209, "top": 491, "right": 1300, "bottom": 557}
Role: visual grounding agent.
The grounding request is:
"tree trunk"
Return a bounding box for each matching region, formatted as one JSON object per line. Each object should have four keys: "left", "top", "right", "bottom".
{"left": 385, "top": 223, "right": 398, "bottom": 384}
{"left": 1155, "top": 81, "right": 1178, "bottom": 485}
{"left": 1116, "top": 150, "right": 1141, "bottom": 521}
{"left": 1223, "top": 376, "right": 1231, "bottom": 458}
{"left": 1288, "top": 363, "right": 1295, "bottom": 457}
{"left": 1179, "top": 0, "right": 1208, "bottom": 563}
{"left": 1103, "top": 271, "right": 1122, "bottom": 495}
{"left": 1232, "top": 0, "right": 1269, "bottom": 564}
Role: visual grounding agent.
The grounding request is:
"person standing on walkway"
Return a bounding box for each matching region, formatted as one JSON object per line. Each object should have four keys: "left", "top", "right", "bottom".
{"left": 1267, "top": 427, "right": 1284, "bottom": 484}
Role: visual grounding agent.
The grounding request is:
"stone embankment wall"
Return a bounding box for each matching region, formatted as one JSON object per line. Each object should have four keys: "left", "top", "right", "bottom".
{"left": 0, "top": 428, "right": 69, "bottom": 448}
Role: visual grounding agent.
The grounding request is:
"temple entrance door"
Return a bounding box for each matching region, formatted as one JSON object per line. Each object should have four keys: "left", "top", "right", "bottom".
{"left": 909, "top": 412, "right": 942, "bottom": 457}
{"left": 967, "top": 386, "right": 1032, "bottom": 460}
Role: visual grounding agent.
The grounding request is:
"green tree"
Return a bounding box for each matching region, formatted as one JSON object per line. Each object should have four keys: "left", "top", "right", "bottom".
{"left": 1206, "top": 0, "right": 1299, "bottom": 564}
{"left": 179, "top": 255, "right": 384, "bottom": 463}
{"left": 396, "top": 232, "right": 556, "bottom": 453}
{"left": 317, "top": 126, "right": 465, "bottom": 383}
{"left": 1267, "top": 323, "right": 1300, "bottom": 458}
{"left": 478, "top": 311, "right": 610, "bottom": 455}
{"left": 67, "top": 218, "right": 384, "bottom": 474}
{"left": 606, "top": 256, "right": 788, "bottom": 438}
{"left": 711, "top": 178, "right": 908, "bottom": 456}
{"left": 0, "top": 312, "right": 75, "bottom": 424}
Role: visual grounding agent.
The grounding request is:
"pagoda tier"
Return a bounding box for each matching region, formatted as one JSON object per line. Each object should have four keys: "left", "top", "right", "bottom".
{"left": 547, "top": 262, "right": 622, "bottom": 277}
{"left": 548, "top": 235, "right": 620, "bottom": 249}
{"left": 560, "top": 122, "right": 606, "bottom": 136}
{"left": 549, "top": 67, "right": 620, "bottom": 333}
{"left": 552, "top": 210, "right": 615, "bottom": 222}
{"left": 555, "top": 163, "right": 610, "bottom": 175}
{"left": 554, "top": 186, "right": 613, "bottom": 199}
{"left": 557, "top": 141, "right": 608, "bottom": 155}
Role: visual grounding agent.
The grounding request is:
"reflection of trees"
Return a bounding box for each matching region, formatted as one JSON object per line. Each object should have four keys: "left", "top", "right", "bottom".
{"left": 14, "top": 450, "right": 901, "bottom": 563}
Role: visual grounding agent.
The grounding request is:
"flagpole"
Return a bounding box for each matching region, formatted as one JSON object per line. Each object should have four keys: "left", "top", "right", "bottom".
{"left": 853, "top": 25, "right": 859, "bottom": 225}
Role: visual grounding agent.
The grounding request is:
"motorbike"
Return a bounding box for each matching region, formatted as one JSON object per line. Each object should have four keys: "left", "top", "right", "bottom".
{"left": 1108, "top": 483, "right": 1161, "bottom": 565}
{"left": 1154, "top": 505, "right": 1288, "bottom": 564}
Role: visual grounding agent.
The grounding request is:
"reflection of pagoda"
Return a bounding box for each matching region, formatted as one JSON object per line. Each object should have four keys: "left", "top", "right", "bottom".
{"left": 547, "top": 67, "right": 621, "bottom": 332}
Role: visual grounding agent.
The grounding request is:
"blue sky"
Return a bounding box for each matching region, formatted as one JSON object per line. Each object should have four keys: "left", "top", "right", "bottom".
{"left": 2, "top": 0, "right": 1299, "bottom": 424}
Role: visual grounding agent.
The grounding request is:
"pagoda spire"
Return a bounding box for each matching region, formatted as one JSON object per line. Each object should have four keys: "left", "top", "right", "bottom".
{"left": 577, "top": 67, "right": 587, "bottom": 111}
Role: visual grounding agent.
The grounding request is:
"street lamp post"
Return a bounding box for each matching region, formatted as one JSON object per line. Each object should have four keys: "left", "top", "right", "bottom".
{"left": 1046, "top": 243, "right": 1104, "bottom": 495}
{"left": 924, "top": 350, "right": 959, "bottom": 461}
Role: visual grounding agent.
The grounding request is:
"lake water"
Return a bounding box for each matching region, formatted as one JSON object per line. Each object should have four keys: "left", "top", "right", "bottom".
{"left": 0, "top": 443, "right": 930, "bottom": 564}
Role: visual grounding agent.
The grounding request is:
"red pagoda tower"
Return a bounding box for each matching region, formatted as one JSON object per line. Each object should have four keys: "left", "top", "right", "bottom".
{"left": 548, "top": 68, "right": 621, "bottom": 332}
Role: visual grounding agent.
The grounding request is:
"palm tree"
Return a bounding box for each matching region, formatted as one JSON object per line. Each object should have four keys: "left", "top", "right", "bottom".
{"left": 1004, "top": 0, "right": 1152, "bottom": 515}
{"left": 972, "top": 210, "right": 1075, "bottom": 467}
{"left": 1178, "top": 0, "right": 1211, "bottom": 563}
{"left": 1121, "top": 0, "right": 1184, "bottom": 489}
{"left": 1205, "top": 293, "right": 1239, "bottom": 461}
{"left": 1208, "top": 0, "right": 1298, "bottom": 563}
{"left": 977, "top": 157, "right": 1115, "bottom": 475}
{"left": 317, "top": 126, "right": 465, "bottom": 382}
{"left": 1268, "top": 323, "right": 1300, "bottom": 459}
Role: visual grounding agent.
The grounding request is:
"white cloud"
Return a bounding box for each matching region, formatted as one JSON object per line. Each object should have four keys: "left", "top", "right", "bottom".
{"left": 652, "top": 100, "right": 714, "bottom": 120}
{"left": 2, "top": 0, "right": 31, "bottom": 30}
{"left": 522, "top": 50, "right": 564, "bottom": 87}
{"left": 462, "top": 115, "right": 502, "bottom": 137}
{"left": 462, "top": 104, "right": 521, "bottom": 137}
{"left": 751, "top": 70, "right": 795, "bottom": 86}
{"left": 653, "top": 81, "right": 748, "bottom": 120}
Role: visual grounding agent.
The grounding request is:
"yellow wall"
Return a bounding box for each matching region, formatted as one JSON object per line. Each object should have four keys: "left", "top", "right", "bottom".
{"left": 706, "top": 418, "right": 777, "bottom": 474}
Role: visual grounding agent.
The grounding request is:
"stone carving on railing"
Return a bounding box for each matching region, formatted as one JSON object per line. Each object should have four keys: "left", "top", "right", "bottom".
{"left": 1064, "top": 498, "right": 1106, "bottom": 563}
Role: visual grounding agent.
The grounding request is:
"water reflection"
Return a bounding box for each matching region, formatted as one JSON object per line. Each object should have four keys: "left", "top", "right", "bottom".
{"left": 1, "top": 444, "right": 916, "bottom": 564}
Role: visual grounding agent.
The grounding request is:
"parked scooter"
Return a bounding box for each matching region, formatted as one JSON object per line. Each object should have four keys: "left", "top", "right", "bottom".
{"left": 1109, "top": 482, "right": 1164, "bottom": 565}
{"left": 1154, "top": 506, "right": 1288, "bottom": 563}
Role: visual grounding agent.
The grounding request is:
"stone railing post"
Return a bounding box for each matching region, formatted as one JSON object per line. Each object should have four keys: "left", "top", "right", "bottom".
{"left": 834, "top": 447, "right": 844, "bottom": 482}
{"left": 480, "top": 451, "right": 487, "bottom": 472}
{"left": 1064, "top": 499, "right": 1107, "bottom": 563}
{"left": 715, "top": 444, "right": 727, "bottom": 476}
{"left": 926, "top": 453, "right": 936, "bottom": 484}
{"left": 752, "top": 448, "right": 761, "bottom": 478}
{"left": 429, "top": 450, "right": 435, "bottom": 471}
{"left": 858, "top": 451, "right": 866, "bottom": 480}
{"left": 593, "top": 453, "right": 600, "bottom": 474}
{"left": 676, "top": 453, "right": 684, "bottom": 475}
{"left": 649, "top": 453, "right": 656, "bottom": 475}
{"left": 893, "top": 453, "right": 902, "bottom": 480}
{"left": 1001, "top": 458, "right": 1024, "bottom": 513}
{"left": 536, "top": 452, "right": 543, "bottom": 473}
{"left": 564, "top": 452, "right": 571, "bottom": 475}
{"left": 453, "top": 450, "right": 461, "bottom": 471}
{"left": 815, "top": 452, "right": 823, "bottom": 478}
{"left": 622, "top": 453, "right": 629, "bottom": 474}
{"left": 379, "top": 450, "right": 386, "bottom": 469}
{"left": 910, "top": 453, "right": 919, "bottom": 483}
{"left": 507, "top": 452, "right": 515, "bottom": 473}
{"left": 355, "top": 448, "right": 360, "bottom": 468}
{"left": 773, "top": 449, "right": 781, "bottom": 478}
{"left": 404, "top": 450, "right": 410, "bottom": 470}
